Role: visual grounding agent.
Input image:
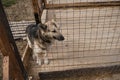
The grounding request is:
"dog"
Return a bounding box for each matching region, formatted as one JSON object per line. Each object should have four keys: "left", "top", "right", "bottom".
{"left": 26, "top": 20, "right": 64, "bottom": 65}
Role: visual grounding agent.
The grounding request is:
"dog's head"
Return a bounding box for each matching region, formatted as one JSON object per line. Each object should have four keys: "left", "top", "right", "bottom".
{"left": 37, "top": 20, "right": 64, "bottom": 42}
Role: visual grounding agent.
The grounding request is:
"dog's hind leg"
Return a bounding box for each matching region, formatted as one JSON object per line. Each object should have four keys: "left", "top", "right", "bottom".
{"left": 36, "top": 56, "right": 42, "bottom": 65}
{"left": 43, "top": 51, "right": 49, "bottom": 65}
{"left": 33, "top": 49, "right": 42, "bottom": 65}
{"left": 33, "top": 53, "right": 42, "bottom": 65}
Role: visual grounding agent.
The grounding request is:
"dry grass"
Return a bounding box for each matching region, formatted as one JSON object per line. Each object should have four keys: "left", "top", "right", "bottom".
{"left": 4, "top": 0, "right": 34, "bottom": 21}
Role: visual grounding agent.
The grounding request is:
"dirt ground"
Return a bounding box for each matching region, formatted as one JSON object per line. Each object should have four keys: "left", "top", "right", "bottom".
{"left": 4, "top": 0, "right": 34, "bottom": 21}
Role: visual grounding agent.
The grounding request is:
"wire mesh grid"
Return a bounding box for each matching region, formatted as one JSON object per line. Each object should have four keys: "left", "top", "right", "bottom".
{"left": 38, "top": 0, "right": 120, "bottom": 72}
{"left": 1, "top": 0, "right": 120, "bottom": 76}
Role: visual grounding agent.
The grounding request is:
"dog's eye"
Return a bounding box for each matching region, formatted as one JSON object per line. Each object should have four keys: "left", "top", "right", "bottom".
{"left": 52, "top": 30, "right": 56, "bottom": 33}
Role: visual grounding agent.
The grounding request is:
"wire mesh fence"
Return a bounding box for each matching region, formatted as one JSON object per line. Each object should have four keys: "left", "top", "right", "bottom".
{"left": 38, "top": 0, "right": 120, "bottom": 72}
{"left": 1, "top": 0, "right": 120, "bottom": 79}
{"left": 39, "top": 0, "right": 120, "bottom": 79}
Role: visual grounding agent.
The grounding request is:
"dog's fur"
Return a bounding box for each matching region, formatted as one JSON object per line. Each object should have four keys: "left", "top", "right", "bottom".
{"left": 26, "top": 20, "right": 64, "bottom": 65}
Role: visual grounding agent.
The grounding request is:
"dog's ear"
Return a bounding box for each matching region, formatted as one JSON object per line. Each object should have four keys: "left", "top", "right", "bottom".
{"left": 51, "top": 20, "right": 60, "bottom": 28}
{"left": 37, "top": 23, "right": 47, "bottom": 30}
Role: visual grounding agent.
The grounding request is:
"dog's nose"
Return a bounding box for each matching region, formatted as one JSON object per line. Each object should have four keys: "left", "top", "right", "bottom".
{"left": 60, "top": 35, "right": 64, "bottom": 41}
{"left": 53, "top": 35, "right": 65, "bottom": 41}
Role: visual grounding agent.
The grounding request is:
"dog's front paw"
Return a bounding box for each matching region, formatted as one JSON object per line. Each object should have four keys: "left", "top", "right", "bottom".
{"left": 32, "top": 54, "right": 36, "bottom": 61}
{"left": 44, "top": 58, "right": 49, "bottom": 65}
{"left": 36, "top": 59, "right": 42, "bottom": 65}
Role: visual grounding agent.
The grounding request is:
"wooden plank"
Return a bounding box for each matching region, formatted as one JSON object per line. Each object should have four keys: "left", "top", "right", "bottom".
{"left": 32, "top": 0, "right": 44, "bottom": 24}
{"left": 31, "top": 62, "right": 120, "bottom": 73}
{"left": 47, "top": 48, "right": 120, "bottom": 59}
{"left": 45, "top": 1, "right": 120, "bottom": 9}
{"left": 3, "top": 56, "right": 9, "bottom": 80}
{"left": 0, "top": 1, "right": 27, "bottom": 79}
{"left": 22, "top": 44, "right": 32, "bottom": 71}
{"left": 29, "top": 55, "right": 120, "bottom": 72}
{"left": 45, "top": 0, "right": 120, "bottom": 4}
{"left": 12, "top": 31, "right": 25, "bottom": 34}
{"left": 30, "top": 49, "right": 120, "bottom": 68}
{"left": 43, "top": 0, "right": 47, "bottom": 7}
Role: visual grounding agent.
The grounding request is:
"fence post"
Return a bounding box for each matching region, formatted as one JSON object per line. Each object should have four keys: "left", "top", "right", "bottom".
{"left": 31, "top": 0, "right": 44, "bottom": 24}
{"left": 3, "top": 56, "right": 9, "bottom": 80}
{"left": 0, "top": 0, "right": 28, "bottom": 80}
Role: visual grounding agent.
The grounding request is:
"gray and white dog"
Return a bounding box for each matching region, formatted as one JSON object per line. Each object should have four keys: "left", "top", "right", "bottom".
{"left": 26, "top": 20, "right": 64, "bottom": 65}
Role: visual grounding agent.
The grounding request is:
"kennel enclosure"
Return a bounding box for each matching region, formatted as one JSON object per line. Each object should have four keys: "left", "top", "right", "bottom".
{"left": 0, "top": 0, "right": 120, "bottom": 79}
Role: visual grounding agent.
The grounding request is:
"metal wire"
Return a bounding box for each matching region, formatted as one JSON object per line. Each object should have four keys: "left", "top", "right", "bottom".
{"left": 45, "top": 0, "right": 120, "bottom": 73}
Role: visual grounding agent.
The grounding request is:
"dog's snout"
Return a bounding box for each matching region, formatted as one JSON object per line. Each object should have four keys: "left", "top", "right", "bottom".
{"left": 59, "top": 35, "right": 64, "bottom": 41}
{"left": 53, "top": 35, "right": 65, "bottom": 41}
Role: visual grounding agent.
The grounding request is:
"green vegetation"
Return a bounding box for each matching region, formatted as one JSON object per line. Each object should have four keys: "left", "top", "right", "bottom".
{"left": 2, "top": 0, "right": 17, "bottom": 7}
